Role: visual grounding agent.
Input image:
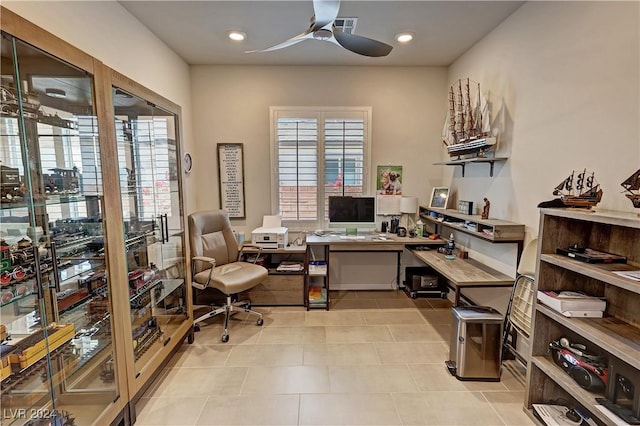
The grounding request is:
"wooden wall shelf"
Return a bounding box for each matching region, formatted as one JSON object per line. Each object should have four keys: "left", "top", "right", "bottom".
{"left": 433, "top": 156, "right": 508, "bottom": 177}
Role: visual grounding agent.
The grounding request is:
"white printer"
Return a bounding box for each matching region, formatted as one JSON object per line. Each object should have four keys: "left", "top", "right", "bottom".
{"left": 251, "top": 226, "right": 288, "bottom": 249}
{"left": 250, "top": 215, "right": 288, "bottom": 249}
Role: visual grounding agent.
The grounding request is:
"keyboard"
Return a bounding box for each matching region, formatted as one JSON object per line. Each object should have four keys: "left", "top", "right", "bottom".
{"left": 339, "top": 235, "right": 366, "bottom": 240}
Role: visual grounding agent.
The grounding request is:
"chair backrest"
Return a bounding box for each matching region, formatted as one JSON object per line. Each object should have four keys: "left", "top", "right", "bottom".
{"left": 188, "top": 210, "right": 239, "bottom": 274}
{"left": 517, "top": 238, "right": 538, "bottom": 276}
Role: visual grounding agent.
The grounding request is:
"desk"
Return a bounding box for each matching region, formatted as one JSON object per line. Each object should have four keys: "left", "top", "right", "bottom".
{"left": 410, "top": 249, "right": 513, "bottom": 305}
{"left": 305, "top": 234, "right": 444, "bottom": 308}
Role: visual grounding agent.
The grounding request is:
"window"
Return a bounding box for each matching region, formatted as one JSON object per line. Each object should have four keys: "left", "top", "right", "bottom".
{"left": 271, "top": 107, "right": 371, "bottom": 229}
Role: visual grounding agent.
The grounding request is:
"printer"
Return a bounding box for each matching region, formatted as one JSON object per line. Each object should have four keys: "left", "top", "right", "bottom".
{"left": 251, "top": 226, "right": 288, "bottom": 249}
{"left": 251, "top": 215, "right": 288, "bottom": 249}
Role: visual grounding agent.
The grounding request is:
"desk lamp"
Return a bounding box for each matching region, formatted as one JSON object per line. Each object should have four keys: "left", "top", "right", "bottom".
{"left": 400, "top": 196, "right": 418, "bottom": 232}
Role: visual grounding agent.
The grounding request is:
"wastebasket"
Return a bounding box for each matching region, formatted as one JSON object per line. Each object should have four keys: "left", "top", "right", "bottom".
{"left": 445, "top": 306, "right": 503, "bottom": 381}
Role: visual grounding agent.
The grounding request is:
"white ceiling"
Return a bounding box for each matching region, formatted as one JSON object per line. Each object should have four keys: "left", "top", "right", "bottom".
{"left": 119, "top": 1, "right": 525, "bottom": 66}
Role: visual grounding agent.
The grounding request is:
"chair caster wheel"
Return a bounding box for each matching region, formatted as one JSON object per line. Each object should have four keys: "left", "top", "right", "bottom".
{"left": 257, "top": 318, "right": 264, "bottom": 326}
{"left": 221, "top": 334, "right": 229, "bottom": 343}
{"left": 411, "top": 293, "right": 417, "bottom": 299}
{"left": 194, "top": 324, "right": 200, "bottom": 332}
{"left": 187, "top": 332, "right": 195, "bottom": 344}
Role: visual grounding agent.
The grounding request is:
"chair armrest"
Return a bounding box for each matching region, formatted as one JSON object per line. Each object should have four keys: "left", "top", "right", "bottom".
{"left": 238, "top": 244, "right": 263, "bottom": 263}
{"left": 192, "top": 256, "right": 216, "bottom": 265}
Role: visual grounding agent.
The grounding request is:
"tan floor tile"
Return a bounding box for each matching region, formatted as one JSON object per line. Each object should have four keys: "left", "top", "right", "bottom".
{"left": 135, "top": 396, "right": 206, "bottom": 425}
{"left": 419, "top": 308, "right": 454, "bottom": 325}
{"left": 330, "top": 290, "right": 359, "bottom": 299}
{"left": 152, "top": 367, "right": 247, "bottom": 397}
{"left": 393, "top": 392, "right": 506, "bottom": 425}
{"left": 376, "top": 297, "right": 419, "bottom": 309}
{"left": 483, "top": 391, "right": 534, "bottom": 425}
{"left": 303, "top": 343, "right": 380, "bottom": 365}
{"left": 329, "top": 364, "right": 418, "bottom": 393}
{"left": 193, "top": 319, "right": 262, "bottom": 345}
{"left": 262, "top": 311, "right": 306, "bottom": 327}
{"left": 387, "top": 324, "right": 448, "bottom": 342}
{"left": 330, "top": 298, "right": 380, "bottom": 310}
{"left": 409, "top": 364, "right": 508, "bottom": 392}
{"left": 375, "top": 342, "right": 449, "bottom": 364}
{"left": 258, "top": 325, "right": 326, "bottom": 344}
{"left": 196, "top": 394, "right": 299, "bottom": 425}
{"left": 226, "top": 343, "right": 303, "bottom": 366}
{"left": 354, "top": 290, "right": 404, "bottom": 299}
{"left": 241, "top": 365, "right": 330, "bottom": 394}
{"left": 362, "top": 310, "right": 426, "bottom": 325}
{"left": 427, "top": 298, "right": 454, "bottom": 309}
{"left": 501, "top": 360, "right": 527, "bottom": 391}
{"left": 305, "top": 310, "right": 365, "bottom": 326}
{"left": 300, "top": 393, "right": 401, "bottom": 425}
{"left": 166, "top": 344, "right": 232, "bottom": 368}
{"left": 325, "top": 325, "right": 393, "bottom": 343}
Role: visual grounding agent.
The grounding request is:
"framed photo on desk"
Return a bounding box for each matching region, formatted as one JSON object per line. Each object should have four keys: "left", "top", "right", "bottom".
{"left": 429, "top": 187, "right": 450, "bottom": 209}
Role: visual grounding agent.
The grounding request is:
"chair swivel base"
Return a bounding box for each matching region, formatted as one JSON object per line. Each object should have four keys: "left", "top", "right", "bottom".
{"left": 193, "top": 296, "right": 263, "bottom": 342}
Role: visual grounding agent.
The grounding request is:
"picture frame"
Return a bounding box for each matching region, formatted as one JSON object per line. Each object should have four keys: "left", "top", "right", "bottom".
{"left": 429, "top": 187, "right": 450, "bottom": 209}
{"left": 217, "top": 143, "right": 246, "bottom": 218}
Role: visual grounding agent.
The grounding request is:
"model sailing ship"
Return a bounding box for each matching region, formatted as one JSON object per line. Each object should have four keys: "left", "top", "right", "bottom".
{"left": 552, "top": 169, "right": 603, "bottom": 208}
{"left": 621, "top": 168, "right": 640, "bottom": 209}
{"left": 442, "top": 78, "right": 495, "bottom": 158}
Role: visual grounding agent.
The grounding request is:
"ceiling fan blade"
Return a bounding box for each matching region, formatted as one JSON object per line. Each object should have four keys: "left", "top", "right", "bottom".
{"left": 333, "top": 31, "right": 393, "bottom": 57}
{"left": 245, "top": 31, "right": 314, "bottom": 53}
{"left": 312, "top": 0, "right": 340, "bottom": 29}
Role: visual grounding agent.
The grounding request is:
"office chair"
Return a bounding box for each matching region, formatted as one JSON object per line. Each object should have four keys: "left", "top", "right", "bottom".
{"left": 188, "top": 210, "right": 267, "bottom": 342}
{"left": 501, "top": 238, "right": 538, "bottom": 366}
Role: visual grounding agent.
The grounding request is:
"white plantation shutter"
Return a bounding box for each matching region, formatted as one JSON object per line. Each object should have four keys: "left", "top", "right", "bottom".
{"left": 272, "top": 107, "right": 370, "bottom": 229}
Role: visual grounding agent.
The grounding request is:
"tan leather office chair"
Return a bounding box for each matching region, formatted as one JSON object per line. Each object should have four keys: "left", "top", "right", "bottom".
{"left": 188, "top": 210, "right": 267, "bottom": 342}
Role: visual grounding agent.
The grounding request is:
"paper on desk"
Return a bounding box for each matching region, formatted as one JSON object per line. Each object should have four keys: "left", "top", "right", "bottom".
{"left": 262, "top": 215, "right": 282, "bottom": 228}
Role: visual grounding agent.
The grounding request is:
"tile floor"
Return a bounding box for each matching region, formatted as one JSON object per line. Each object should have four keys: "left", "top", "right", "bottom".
{"left": 135, "top": 291, "right": 534, "bottom": 425}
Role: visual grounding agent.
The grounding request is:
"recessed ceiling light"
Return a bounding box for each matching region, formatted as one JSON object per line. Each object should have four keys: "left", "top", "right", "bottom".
{"left": 228, "top": 31, "right": 246, "bottom": 42}
{"left": 45, "top": 88, "right": 66, "bottom": 98}
{"left": 395, "top": 33, "right": 414, "bottom": 43}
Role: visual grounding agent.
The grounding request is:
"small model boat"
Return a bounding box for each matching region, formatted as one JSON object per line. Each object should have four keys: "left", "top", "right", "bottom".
{"left": 621, "top": 168, "right": 640, "bottom": 210}
{"left": 442, "top": 78, "right": 495, "bottom": 158}
{"left": 552, "top": 169, "right": 603, "bottom": 209}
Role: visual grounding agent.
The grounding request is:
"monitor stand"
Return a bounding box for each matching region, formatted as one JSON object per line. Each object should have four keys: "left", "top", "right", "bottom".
{"left": 345, "top": 227, "right": 358, "bottom": 236}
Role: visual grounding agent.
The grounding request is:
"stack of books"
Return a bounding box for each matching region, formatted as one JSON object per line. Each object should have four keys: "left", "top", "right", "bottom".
{"left": 276, "top": 261, "right": 304, "bottom": 272}
{"left": 537, "top": 290, "right": 606, "bottom": 318}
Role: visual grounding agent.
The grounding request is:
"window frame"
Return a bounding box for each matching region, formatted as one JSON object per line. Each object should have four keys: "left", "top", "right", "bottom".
{"left": 270, "top": 106, "right": 372, "bottom": 230}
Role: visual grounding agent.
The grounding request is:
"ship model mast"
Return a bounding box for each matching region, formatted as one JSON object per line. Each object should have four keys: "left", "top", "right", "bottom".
{"left": 621, "top": 168, "right": 640, "bottom": 210}
{"left": 441, "top": 78, "right": 495, "bottom": 158}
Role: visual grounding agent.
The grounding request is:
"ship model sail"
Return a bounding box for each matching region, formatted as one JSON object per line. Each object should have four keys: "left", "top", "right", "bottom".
{"left": 442, "top": 78, "right": 495, "bottom": 158}
{"left": 552, "top": 169, "right": 603, "bottom": 208}
{"left": 621, "top": 168, "right": 640, "bottom": 209}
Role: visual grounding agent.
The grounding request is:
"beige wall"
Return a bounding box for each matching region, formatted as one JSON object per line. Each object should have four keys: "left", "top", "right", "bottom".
{"left": 447, "top": 1, "right": 640, "bottom": 242}
{"left": 3, "top": 1, "right": 196, "bottom": 212}
{"left": 190, "top": 65, "right": 448, "bottom": 234}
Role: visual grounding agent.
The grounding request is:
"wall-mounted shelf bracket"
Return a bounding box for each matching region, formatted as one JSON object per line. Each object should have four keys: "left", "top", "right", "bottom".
{"left": 433, "top": 157, "right": 508, "bottom": 177}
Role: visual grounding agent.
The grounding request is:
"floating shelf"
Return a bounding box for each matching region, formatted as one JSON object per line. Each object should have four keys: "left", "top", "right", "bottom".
{"left": 433, "top": 157, "right": 508, "bottom": 177}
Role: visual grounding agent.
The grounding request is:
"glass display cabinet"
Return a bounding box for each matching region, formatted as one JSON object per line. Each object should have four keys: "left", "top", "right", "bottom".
{"left": 1, "top": 9, "right": 192, "bottom": 424}
{"left": 0, "top": 31, "right": 123, "bottom": 425}
{"left": 111, "top": 78, "right": 191, "bottom": 403}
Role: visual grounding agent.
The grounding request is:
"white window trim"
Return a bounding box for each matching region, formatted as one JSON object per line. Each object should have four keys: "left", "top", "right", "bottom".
{"left": 270, "top": 106, "right": 372, "bottom": 230}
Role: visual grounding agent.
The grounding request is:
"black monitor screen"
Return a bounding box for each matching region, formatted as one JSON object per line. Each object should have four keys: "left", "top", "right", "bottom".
{"left": 328, "top": 196, "right": 375, "bottom": 223}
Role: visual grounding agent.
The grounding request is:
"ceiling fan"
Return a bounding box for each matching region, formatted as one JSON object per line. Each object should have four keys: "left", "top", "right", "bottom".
{"left": 246, "top": 0, "right": 393, "bottom": 57}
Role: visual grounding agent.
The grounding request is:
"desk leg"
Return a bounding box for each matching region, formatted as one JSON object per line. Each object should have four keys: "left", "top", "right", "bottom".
{"left": 396, "top": 251, "right": 401, "bottom": 291}
{"left": 454, "top": 287, "right": 461, "bottom": 306}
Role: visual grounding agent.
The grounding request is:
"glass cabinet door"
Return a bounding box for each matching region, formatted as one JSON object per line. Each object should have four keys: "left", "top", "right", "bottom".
{"left": 1, "top": 32, "right": 120, "bottom": 426}
{"left": 112, "top": 88, "right": 187, "bottom": 376}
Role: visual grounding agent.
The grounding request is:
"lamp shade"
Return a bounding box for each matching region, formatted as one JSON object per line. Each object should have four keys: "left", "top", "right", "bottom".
{"left": 400, "top": 196, "right": 418, "bottom": 214}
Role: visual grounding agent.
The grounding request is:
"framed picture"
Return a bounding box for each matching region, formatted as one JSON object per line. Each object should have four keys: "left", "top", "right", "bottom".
{"left": 429, "top": 187, "right": 450, "bottom": 209}
{"left": 217, "top": 143, "right": 246, "bottom": 218}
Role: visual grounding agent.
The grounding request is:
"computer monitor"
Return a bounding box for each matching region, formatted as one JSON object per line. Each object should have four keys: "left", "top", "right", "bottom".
{"left": 328, "top": 196, "right": 376, "bottom": 233}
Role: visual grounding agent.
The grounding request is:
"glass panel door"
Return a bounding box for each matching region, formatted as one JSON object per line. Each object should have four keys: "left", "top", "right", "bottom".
{"left": 1, "top": 33, "right": 119, "bottom": 425}
{"left": 113, "top": 88, "right": 187, "bottom": 376}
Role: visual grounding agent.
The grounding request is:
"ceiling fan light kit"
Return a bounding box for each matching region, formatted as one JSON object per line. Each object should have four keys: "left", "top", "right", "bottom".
{"left": 246, "top": 0, "right": 393, "bottom": 57}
